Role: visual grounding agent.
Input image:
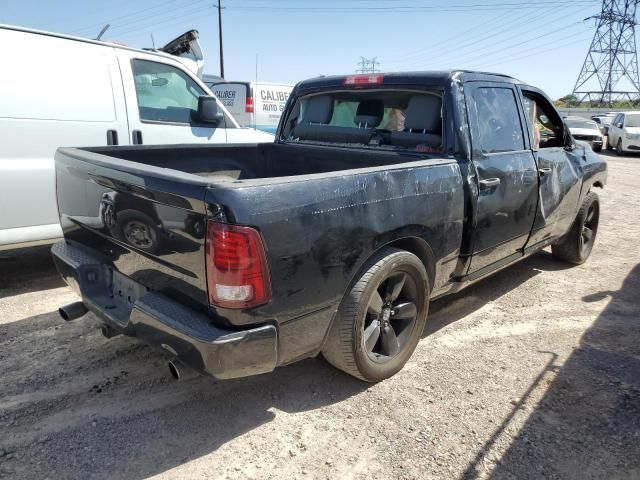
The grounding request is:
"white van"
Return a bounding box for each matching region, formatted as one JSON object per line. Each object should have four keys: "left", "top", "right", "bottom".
{"left": 0, "top": 25, "right": 273, "bottom": 252}
{"left": 205, "top": 81, "right": 293, "bottom": 133}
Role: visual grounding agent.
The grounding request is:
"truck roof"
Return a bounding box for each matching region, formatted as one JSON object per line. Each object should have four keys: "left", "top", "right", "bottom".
{"left": 296, "top": 70, "right": 521, "bottom": 91}
{"left": 0, "top": 23, "right": 182, "bottom": 61}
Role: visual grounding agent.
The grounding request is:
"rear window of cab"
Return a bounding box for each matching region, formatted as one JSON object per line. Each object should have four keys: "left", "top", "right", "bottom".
{"left": 282, "top": 89, "right": 443, "bottom": 153}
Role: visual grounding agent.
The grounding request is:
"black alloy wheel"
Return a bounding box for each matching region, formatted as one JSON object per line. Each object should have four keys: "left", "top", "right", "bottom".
{"left": 363, "top": 271, "right": 419, "bottom": 363}
{"left": 322, "top": 247, "right": 429, "bottom": 382}
{"left": 580, "top": 201, "right": 598, "bottom": 259}
{"left": 551, "top": 191, "right": 600, "bottom": 265}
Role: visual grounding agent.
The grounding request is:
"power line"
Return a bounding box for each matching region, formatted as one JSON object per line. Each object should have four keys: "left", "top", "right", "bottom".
{"left": 69, "top": 0, "right": 184, "bottom": 34}
{"left": 425, "top": 18, "right": 589, "bottom": 68}
{"left": 467, "top": 30, "right": 595, "bottom": 69}
{"left": 387, "top": 6, "right": 560, "bottom": 66}
{"left": 223, "top": 1, "right": 599, "bottom": 12}
{"left": 106, "top": 4, "right": 212, "bottom": 39}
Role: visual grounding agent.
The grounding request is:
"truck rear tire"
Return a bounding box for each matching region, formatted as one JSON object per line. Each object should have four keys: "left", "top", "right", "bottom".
{"left": 322, "top": 247, "right": 429, "bottom": 382}
{"left": 551, "top": 192, "right": 600, "bottom": 265}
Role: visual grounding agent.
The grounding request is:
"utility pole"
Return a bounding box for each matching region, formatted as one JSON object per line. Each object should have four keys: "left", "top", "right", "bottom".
{"left": 356, "top": 57, "right": 381, "bottom": 74}
{"left": 572, "top": 0, "right": 640, "bottom": 106}
{"left": 217, "top": 1, "right": 225, "bottom": 78}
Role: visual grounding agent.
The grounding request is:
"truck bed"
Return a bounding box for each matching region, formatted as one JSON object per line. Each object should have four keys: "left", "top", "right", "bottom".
{"left": 83, "top": 142, "right": 432, "bottom": 182}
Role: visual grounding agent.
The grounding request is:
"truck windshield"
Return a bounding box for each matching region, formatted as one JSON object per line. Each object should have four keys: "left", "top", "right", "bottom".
{"left": 282, "top": 90, "right": 443, "bottom": 152}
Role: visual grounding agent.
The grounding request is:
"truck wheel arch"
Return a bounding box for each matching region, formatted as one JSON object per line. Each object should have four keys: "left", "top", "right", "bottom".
{"left": 318, "top": 235, "right": 436, "bottom": 354}
{"left": 384, "top": 237, "right": 436, "bottom": 294}
{"left": 339, "top": 236, "right": 436, "bottom": 298}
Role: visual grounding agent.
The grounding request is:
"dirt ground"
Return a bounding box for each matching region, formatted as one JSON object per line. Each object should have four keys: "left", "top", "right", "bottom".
{"left": 1, "top": 152, "right": 639, "bottom": 480}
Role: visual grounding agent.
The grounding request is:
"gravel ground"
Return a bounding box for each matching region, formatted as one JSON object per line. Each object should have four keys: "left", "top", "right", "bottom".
{"left": 0, "top": 153, "right": 638, "bottom": 480}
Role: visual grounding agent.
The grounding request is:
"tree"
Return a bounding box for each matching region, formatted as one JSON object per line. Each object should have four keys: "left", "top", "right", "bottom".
{"left": 555, "top": 94, "right": 579, "bottom": 108}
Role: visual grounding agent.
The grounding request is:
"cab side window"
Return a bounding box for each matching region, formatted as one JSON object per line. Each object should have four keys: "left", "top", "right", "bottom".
{"left": 132, "top": 59, "right": 205, "bottom": 124}
{"left": 522, "top": 93, "right": 563, "bottom": 149}
{"left": 470, "top": 87, "right": 525, "bottom": 154}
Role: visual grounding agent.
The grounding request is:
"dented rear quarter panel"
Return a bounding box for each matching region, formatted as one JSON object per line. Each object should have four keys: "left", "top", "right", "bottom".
{"left": 206, "top": 157, "right": 465, "bottom": 363}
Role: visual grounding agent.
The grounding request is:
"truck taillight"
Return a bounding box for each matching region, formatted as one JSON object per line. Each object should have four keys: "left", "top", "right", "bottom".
{"left": 245, "top": 96, "right": 254, "bottom": 113}
{"left": 205, "top": 220, "right": 271, "bottom": 308}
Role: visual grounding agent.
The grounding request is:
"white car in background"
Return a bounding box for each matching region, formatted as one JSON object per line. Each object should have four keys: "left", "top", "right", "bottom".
{"left": 607, "top": 111, "right": 640, "bottom": 155}
{"left": 591, "top": 113, "right": 617, "bottom": 136}
{"left": 0, "top": 25, "right": 273, "bottom": 253}
{"left": 564, "top": 116, "right": 603, "bottom": 152}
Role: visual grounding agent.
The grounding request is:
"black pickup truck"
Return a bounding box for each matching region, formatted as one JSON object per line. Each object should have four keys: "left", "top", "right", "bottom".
{"left": 52, "top": 71, "right": 607, "bottom": 382}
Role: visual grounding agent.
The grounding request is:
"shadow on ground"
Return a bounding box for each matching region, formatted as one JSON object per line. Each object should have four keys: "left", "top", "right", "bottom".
{"left": 0, "top": 308, "right": 367, "bottom": 479}
{"left": 426, "top": 250, "right": 571, "bottom": 337}
{"left": 0, "top": 245, "right": 64, "bottom": 297}
{"left": 460, "top": 263, "right": 640, "bottom": 479}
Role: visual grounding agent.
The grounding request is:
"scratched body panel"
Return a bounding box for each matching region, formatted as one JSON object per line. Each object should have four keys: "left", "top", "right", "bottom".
{"left": 51, "top": 70, "right": 608, "bottom": 371}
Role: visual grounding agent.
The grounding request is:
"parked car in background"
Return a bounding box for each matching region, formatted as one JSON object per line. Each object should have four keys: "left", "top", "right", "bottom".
{"left": 51, "top": 70, "right": 606, "bottom": 383}
{"left": 565, "top": 116, "right": 603, "bottom": 152}
{"left": 0, "top": 25, "right": 273, "bottom": 253}
{"left": 591, "top": 113, "right": 617, "bottom": 136}
{"left": 606, "top": 111, "right": 640, "bottom": 155}
{"left": 205, "top": 80, "right": 294, "bottom": 133}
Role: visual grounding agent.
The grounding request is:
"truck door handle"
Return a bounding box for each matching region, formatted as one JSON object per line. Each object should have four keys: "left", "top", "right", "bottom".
{"left": 132, "top": 130, "right": 143, "bottom": 145}
{"left": 538, "top": 167, "right": 552, "bottom": 176}
{"left": 106, "top": 130, "right": 118, "bottom": 146}
{"left": 479, "top": 178, "right": 501, "bottom": 190}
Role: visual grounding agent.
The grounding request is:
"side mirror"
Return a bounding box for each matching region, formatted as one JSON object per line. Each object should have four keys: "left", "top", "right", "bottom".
{"left": 195, "top": 96, "right": 224, "bottom": 125}
{"left": 617, "top": 122, "right": 623, "bottom": 128}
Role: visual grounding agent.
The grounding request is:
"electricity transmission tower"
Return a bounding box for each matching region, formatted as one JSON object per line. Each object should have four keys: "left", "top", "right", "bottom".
{"left": 573, "top": 0, "right": 640, "bottom": 106}
{"left": 356, "top": 57, "right": 380, "bottom": 74}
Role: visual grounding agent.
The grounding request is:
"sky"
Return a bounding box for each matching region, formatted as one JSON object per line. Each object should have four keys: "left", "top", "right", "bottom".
{"left": 2, "top": 0, "right": 609, "bottom": 99}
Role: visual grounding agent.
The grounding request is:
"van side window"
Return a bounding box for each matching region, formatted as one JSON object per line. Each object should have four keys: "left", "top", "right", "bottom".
{"left": 470, "top": 87, "right": 525, "bottom": 154}
{"left": 132, "top": 59, "right": 205, "bottom": 124}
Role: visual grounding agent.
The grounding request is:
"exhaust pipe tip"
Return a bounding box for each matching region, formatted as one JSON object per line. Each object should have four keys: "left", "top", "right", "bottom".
{"left": 101, "top": 324, "right": 120, "bottom": 339}
{"left": 168, "top": 360, "right": 199, "bottom": 382}
{"left": 58, "top": 301, "right": 88, "bottom": 321}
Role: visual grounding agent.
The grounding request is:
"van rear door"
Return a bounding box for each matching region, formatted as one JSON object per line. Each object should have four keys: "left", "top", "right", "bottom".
{"left": 159, "top": 30, "right": 204, "bottom": 78}
{"left": 211, "top": 82, "right": 251, "bottom": 127}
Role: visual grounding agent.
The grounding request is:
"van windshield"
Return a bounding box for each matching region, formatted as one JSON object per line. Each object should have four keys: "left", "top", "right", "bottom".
{"left": 282, "top": 90, "right": 443, "bottom": 153}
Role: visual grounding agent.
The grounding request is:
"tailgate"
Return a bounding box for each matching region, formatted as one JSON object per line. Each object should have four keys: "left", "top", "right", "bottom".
{"left": 54, "top": 147, "right": 211, "bottom": 308}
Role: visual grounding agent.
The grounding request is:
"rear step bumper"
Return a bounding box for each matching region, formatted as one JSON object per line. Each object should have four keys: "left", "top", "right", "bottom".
{"left": 51, "top": 241, "right": 278, "bottom": 380}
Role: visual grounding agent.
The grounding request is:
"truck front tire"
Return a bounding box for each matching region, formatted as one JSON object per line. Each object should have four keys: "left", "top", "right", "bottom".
{"left": 322, "top": 248, "right": 429, "bottom": 382}
{"left": 551, "top": 192, "right": 600, "bottom": 265}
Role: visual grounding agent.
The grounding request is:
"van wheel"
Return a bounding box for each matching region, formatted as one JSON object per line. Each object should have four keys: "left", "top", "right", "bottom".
{"left": 322, "top": 248, "right": 429, "bottom": 382}
{"left": 551, "top": 192, "right": 600, "bottom": 265}
{"left": 112, "top": 209, "right": 163, "bottom": 254}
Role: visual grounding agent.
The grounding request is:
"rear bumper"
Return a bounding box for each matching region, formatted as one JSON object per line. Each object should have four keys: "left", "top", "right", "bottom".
{"left": 51, "top": 241, "right": 278, "bottom": 379}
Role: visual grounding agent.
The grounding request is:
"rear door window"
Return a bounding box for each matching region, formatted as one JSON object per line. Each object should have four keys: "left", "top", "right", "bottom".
{"left": 469, "top": 87, "right": 525, "bottom": 154}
